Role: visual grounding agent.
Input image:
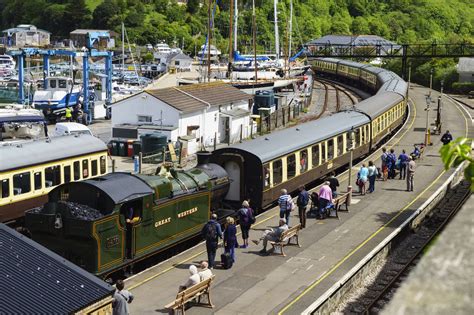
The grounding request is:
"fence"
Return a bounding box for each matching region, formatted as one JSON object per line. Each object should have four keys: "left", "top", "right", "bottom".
{"left": 259, "top": 101, "right": 306, "bottom": 134}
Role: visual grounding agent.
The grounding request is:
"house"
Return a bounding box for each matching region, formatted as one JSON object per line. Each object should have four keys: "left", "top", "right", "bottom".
{"left": 306, "top": 35, "right": 400, "bottom": 56}
{"left": 111, "top": 82, "right": 253, "bottom": 153}
{"left": 1, "top": 24, "right": 50, "bottom": 47}
{"left": 70, "top": 29, "right": 116, "bottom": 49}
{"left": 167, "top": 52, "right": 193, "bottom": 72}
{"left": 457, "top": 58, "right": 474, "bottom": 83}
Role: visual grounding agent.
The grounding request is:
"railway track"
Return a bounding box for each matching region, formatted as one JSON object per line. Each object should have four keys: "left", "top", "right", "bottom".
{"left": 339, "top": 180, "right": 471, "bottom": 314}
{"left": 310, "top": 79, "right": 358, "bottom": 120}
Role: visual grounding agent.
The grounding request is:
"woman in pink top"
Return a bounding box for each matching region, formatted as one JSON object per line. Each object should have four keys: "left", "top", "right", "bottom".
{"left": 318, "top": 181, "right": 333, "bottom": 219}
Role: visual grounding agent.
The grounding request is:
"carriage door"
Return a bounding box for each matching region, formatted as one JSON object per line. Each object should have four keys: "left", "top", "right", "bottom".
{"left": 224, "top": 160, "right": 240, "bottom": 202}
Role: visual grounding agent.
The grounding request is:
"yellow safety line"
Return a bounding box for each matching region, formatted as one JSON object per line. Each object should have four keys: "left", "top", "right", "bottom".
{"left": 278, "top": 93, "right": 470, "bottom": 314}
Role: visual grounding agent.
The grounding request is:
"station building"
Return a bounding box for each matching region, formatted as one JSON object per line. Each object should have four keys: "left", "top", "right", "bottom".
{"left": 111, "top": 82, "right": 253, "bottom": 153}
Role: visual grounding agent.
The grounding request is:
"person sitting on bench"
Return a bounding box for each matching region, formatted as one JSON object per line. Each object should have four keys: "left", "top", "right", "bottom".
{"left": 252, "top": 218, "right": 289, "bottom": 254}
{"left": 178, "top": 265, "right": 201, "bottom": 292}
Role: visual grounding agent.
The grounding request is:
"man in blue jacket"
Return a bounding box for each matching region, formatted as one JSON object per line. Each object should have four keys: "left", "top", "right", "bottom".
{"left": 297, "top": 185, "right": 309, "bottom": 228}
{"left": 201, "top": 213, "right": 223, "bottom": 269}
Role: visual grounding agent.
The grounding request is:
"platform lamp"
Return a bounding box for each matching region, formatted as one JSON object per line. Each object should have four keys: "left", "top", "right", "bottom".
{"left": 436, "top": 79, "right": 444, "bottom": 130}
{"left": 429, "top": 68, "right": 434, "bottom": 98}
{"left": 347, "top": 127, "right": 355, "bottom": 205}
{"left": 425, "top": 95, "right": 432, "bottom": 146}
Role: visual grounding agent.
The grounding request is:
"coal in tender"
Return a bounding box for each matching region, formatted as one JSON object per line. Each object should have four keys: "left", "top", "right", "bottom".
{"left": 28, "top": 207, "right": 43, "bottom": 214}
{"left": 58, "top": 201, "right": 104, "bottom": 220}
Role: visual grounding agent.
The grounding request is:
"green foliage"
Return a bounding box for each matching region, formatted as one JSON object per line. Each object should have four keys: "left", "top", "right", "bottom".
{"left": 440, "top": 137, "right": 474, "bottom": 191}
{"left": 451, "top": 82, "right": 474, "bottom": 94}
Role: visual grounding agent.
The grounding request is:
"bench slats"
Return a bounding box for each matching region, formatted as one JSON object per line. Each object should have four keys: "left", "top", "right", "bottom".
{"left": 165, "top": 275, "right": 215, "bottom": 314}
{"left": 269, "top": 224, "right": 302, "bottom": 256}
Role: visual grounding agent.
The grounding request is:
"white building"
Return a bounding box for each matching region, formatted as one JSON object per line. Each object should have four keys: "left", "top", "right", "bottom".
{"left": 457, "top": 58, "right": 474, "bottom": 83}
{"left": 2, "top": 24, "right": 50, "bottom": 47}
{"left": 111, "top": 82, "right": 253, "bottom": 153}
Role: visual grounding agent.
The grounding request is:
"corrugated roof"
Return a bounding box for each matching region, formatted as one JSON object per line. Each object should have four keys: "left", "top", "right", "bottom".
{"left": 0, "top": 224, "right": 114, "bottom": 313}
{"left": 218, "top": 111, "right": 368, "bottom": 162}
{"left": 146, "top": 82, "right": 252, "bottom": 114}
{"left": 307, "top": 35, "right": 399, "bottom": 47}
{"left": 457, "top": 58, "right": 474, "bottom": 73}
{"left": 0, "top": 135, "right": 107, "bottom": 171}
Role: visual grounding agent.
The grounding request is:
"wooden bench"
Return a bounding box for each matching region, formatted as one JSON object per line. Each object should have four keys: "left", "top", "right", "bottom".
{"left": 269, "top": 224, "right": 301, "bottom": 256}
{"left": 165, "top": 275, "right": 215, "bottom": 315}
{"left": 330, "top": 192, "right": 350, "bottom": 219}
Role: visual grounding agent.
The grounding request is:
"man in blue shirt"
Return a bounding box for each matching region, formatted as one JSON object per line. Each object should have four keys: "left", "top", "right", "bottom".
{"left": 201, "top": 213, "right": 223, "bottom": 269}
{"left": 296, "top": 185, "right": 309, "bottom": 229}
{"left": 398, "top": 150, "right": 409, "bottom": 180}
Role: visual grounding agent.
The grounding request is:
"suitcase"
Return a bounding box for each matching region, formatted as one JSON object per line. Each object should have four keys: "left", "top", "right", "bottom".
{"left": 221, "top": 252, "right": 233, "bottom": 269}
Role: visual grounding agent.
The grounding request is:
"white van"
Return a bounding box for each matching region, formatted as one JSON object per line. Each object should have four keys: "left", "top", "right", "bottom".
{"left": 54, "top": 122, "right": 93, "bottom": 137}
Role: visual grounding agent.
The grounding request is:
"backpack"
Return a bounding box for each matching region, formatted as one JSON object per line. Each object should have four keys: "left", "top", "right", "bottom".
{"left": 205, "top": 222, "right": 217, "bottom": 241}
{"left": 239, "top": 207, "right": 256, "bottom": 225}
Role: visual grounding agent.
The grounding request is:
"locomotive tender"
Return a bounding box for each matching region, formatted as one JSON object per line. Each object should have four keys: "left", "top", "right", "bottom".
{"left": 26, "top": 58, "right": 408, "bottom": 276}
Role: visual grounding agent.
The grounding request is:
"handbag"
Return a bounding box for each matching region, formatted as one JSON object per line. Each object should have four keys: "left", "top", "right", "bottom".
{"left": 249, "top": 208, "right": 256, "bottom": 224}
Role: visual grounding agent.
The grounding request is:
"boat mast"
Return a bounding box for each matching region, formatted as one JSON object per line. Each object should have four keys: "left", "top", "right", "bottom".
{"left": 207, "top": 0, "right": 212, "bottom": 82}
{"left": 252, "top": 0, "right": 257, "bottom": 83}
{"left": 234, "top": 0, "right": 238, "bottom": 52}
{"left": 122, "top": 22, "right": 125, "bottom": 72}
{"left": 228, "top": 0, "right": 233, "bottom": 74}
{"left": 289, "top": 0, "right": 293, "bottom": 58}
{"left": 274, "top": 0, "right": 280, "bottom": 60}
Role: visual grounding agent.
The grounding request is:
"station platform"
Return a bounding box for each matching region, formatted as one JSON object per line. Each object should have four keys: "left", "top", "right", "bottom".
{"left": 124, "top": 84, "right": 472, "bottom": 314}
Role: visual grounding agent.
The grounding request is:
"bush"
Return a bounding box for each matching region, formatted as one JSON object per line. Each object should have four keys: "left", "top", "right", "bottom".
{"left": 451, "top": 82, "right": 474, "bottom": 94}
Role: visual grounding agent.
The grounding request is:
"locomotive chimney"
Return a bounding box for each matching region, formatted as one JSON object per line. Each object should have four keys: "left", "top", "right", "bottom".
{"left": 196, "top": 151, "right": 212, "bottom": 165}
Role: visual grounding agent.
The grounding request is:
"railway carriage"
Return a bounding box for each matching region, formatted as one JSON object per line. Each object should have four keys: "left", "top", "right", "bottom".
{"left": 0, "top": 135, "right": 108, "bottom": 223}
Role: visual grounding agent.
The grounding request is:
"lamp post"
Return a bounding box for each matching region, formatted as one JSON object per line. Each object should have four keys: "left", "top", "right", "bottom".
{"left": 425, "top": 96, "right": 431, "bottom": 146}
{"left": 429, "top": 68, "right": 434, "bottom": 97}
{"left": 407, "top": 62, "right": 411, "bottom": 98}
{"left": 436, "top": 79, "right": 444, "bottom": 131}
{"left": 347, "top": 128, "right": 355, "bottom": 205}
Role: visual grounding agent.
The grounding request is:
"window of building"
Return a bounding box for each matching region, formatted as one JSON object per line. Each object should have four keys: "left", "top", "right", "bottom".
{"left": 327, "top": 139, "right": 334, "bottom": 160}
{"left": 64, "top": 165, "right": 71, "bottom": 183}
{"left": 82, "top": 160, "right": 89, "bottom": 178}
{"left": 74, "top": 161, "right": 80, "bottom": 180}
{"left": 137, "top": 115, "right": 152, "bottom": 123}
{"left": 1, "top": 179, "right": 10, "bottom": 198}
{"left": 100, "top": 156, "right": 107, "bottom": 174}
{"left": 91, "top": 160, "right": 98, "bottom": 176}
{"left": 287, "top": 154, "right": 296, "bottom": 179}
{"left": 273, "top": 159, "right": 283, "bottom": 186}
{"left": 34, "top": 172, "right": 42, "bottom": 190}
{"left": 300, "top": 149, "right": 308, "bottom": 173}
{"left": 311, "top": 145, "right": 319, "bottom": 167}
{"left": 13, "top": 172, "right": 31, "bottom": 195}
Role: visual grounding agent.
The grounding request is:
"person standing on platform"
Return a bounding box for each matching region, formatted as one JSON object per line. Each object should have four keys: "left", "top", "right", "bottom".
{"left": 112, "top": 279, "right": 134, "bottom": 315}
{"left": 388, "top": 149, "right": 397, "bottom": 179}
{"left": 237, "top": 200, "right": 254, "bottom": 248}
{"left": 278, "top": 189, "right": 293, "bottom": 226}
{"left": 367, "top": 161, "right": 378, "bottom": 193}
{"left": 381, "top": 147, "right": 389, "bottom": 181}
{"left": 357, "top": 164, "right": 369, "bottom": 195}
{"left": 398, "top": 150, "right": 409, "bottom": 180}
{"left": 328, "top": 172, "right": 340, "bottom": 198}
{"left": 296, "top": 185, "right": 309, "bottom": 228}
{"left": 318, "top": 181, "right": 333, "bottom": 219}
{"left": 201, "top": 213, "right": 223, "bottom": 269}
{"left": 65, "top": 107, "right": 72, "bottom": 122}
{"left": 441, "top": 130, "right": 453, "bottom": 145}
{"left": 223, "top": 217, "right": 238, "bottom": 263}
{"left": 406, "top": 156, "right": 416, "bottom": 191}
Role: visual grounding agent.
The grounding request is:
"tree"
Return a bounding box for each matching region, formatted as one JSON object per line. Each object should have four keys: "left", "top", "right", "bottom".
{"left": 92, "top": 0, "right": 120, "bottom": 29}
{"left": 187, "top": 0, "right": 200, "bottom": 14}
{"left": 63, "top": 0, "right": 92, "bottom": 34}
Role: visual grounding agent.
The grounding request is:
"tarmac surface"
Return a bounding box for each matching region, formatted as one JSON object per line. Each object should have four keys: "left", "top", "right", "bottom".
{"left": 119, "top": 84, "right": 472, "bottom": 314}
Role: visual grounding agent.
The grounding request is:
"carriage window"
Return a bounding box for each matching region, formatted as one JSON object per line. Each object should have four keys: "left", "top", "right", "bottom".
{"left": 311, "top": 145, "right": 320, "bottom": 167}
{"left": 100, "top": 156, "right": 106, "bottom": 174}
{"left": 1, "top": 179, "right": 10, "bottom": 198}
{"left": 287, "top": 154, "right": 296, "bottom": 179}
{"left": 34, "top": 172, "right": 42, "bottom": 190}
{"left": 50, "top": 80, "right": 56, "bottom": 88}
{"left": 327, "top": 139, "right": 334, "bottom": 160}
{"left": 300, "top": 149, "right": 308, "bottom": 173}
{"left": 91, "top": 160, "right": 98, "bottom": 176}
{"left": 337, "top": 135, "right": 344, "bottom": 156}
{"left": 82, "top": 159, "right": 89, "bottom": 178}
{"left": 74, "top": 161, "right": 80, "bottom": 180}
{"left": 272, "top": 160, "right": 283, "bottom": 185}
{"left": 353, "top": 129, "right": 360, "bottom": 148}
{"left": 64, "top": 165, "right": 71, "bottom": 183}
{"left": 263, "top": 164, "right": 270, "bottom": 188}
{"left": 58, "top": 80, "right": 67, "bottom": 88}
{"left": 321, "top": 143, "right": 326, "bottom": 163}
{"left": 13, "top": 172, "right": 31, "bottom": 195}
{"left": 45, "top": 165, "right": 61, "bottom": 187}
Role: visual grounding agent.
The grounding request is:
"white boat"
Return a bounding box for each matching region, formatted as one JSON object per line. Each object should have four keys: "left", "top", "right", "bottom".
{"left": 155, "top": 42, "right": 172, "bottom": 54}
{"left": 0, "top": 55, "right": 16, "bottom": 77}
{"left": 197, "top": 44, "right": 221, "bottom": 62}
{"left": 0, "top": 104, "right": 45, "bottom": 140}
